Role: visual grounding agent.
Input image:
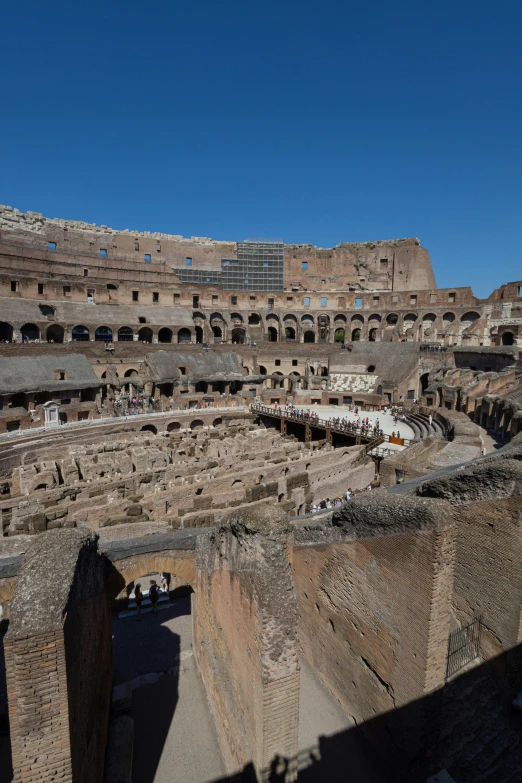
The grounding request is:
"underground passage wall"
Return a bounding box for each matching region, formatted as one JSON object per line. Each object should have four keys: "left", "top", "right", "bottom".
{"left": 291, "top": 493, "right": 455, "bottom": 763}
{"left": 193, "top": 507, "right": 300, "bottom": 781}
{"left": 4, "top": 530, "right": 112, "bottom": 783}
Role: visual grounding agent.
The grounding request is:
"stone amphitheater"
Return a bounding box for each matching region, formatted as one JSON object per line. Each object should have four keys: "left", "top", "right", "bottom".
{"left": 0, "top": 207, "right": 521, "bottom": 783}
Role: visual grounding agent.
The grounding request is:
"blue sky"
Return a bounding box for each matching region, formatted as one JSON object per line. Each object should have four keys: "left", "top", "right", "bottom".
{"left": 1, "top": 0, "right": 521, "bottom": 297}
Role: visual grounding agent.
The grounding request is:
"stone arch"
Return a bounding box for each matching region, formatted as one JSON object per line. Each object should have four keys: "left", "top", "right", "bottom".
{"left": 248, "top": 312, "right": 261, "bottom": 325}
{"left": 386, "top": 313, "right": 398, "bottom": 326}
{"left": 158, "top": 327, "right": 173, "bottom": 343}
{"left": 501, "top": 331, "right": 515, "bottom": 345}
{"left": 422, "top": 313, "right": 437, "bottom": 335}
{"left": 190, "top": 419, "right": 204, "bottom": 430}
{"left": 39, "top": 304, "right": 55, "bottom": 317}
{"left": 333, "top": 313, "right": 347, "bottom": 324}
{"left": 124, "top": 368, "right": 139, "bottom": 378}
{"left": 230, "top": 312, "right": 243, "bottom": 323}
{"left": 195, "top": 325, "right": 204, "bottom": 343}
{"left": 195, "top": 381, "right": 208, "bottom": 393}
{"left": 212, "top": 325, "right": 222, "bottom": 340}
{"left": 258, "top": 365, "right": 267, "bottom": 374}
{"left": 46, "top": 324, "right": 64, "bottom": 343}
{"left": 141, "top": 424, "right": 157, "bottom": 434}
{"left": 267, "top": 326, "right": 278, "bottom": 342}
{"left": 351, "top": 328, "right": 361, "bottom": 341}
{"left": 369, "top": 328, "right": 378, "bottom": 342}
{"left": 334, "top": 328, "right": 345, "bottom": 343}
{"left": 303, "top": 331, "right": 315, "bottom": 343}
{"left": 72, "top": 324, "right": 90, "bottom": 341}
{"left": 460, "top": 311, "right": 480, "bottom": 323}
{"left": 285, "top": 326, "right": 296, "bottom": 340}
{"left": 231, "top": 327, "right": 245, "bottom": 344}
{"left": 21, "top": 323, "right": 40, "bottom": 341}
{"left": 420, "top": 372, "right": 430, "bottom": 393}
{"left": 118, "top": 326, "right": 134, "bottom": 342}
{"left": 443, "top": 312, "right": 455, "bottom": 327}
{"left": 107, "top": 553, "right": 196, "bottom": 598}
{"left": 350, "top": 314, "right": 364, "bottom": 324}
{"left": 301, "top": 314, "right": 314, "bottom": 325}
{"left": 167, "top": 421, "right": 181, "bottom": 432}
{"left": 213, "top": 417, "right": 223, "bottom": 428}
{"left": 138, "top": 327, "right": 153, "bottom": 342}
{"left": 95, "top": 326, "right": 113, "bottom": 342}
{"left": 0, "top": 321, "right": 13, "bottom": 342}
{"left": 177, "top": 328, "right": 192, "bottom": 344}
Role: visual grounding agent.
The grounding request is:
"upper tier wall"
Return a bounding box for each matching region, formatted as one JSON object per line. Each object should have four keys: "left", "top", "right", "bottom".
{"left": 0, "top": 204, "right": 436, "bottom": 292}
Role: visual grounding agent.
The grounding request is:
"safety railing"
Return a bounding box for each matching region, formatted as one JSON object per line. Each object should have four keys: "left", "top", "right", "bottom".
{"left": 446, "top": 618, "right": 482, "bottom": 679}
{"left": 0, "top": 406, "right": 248, "bottom": 442}
{"left": 250, "top": 403, "right": 412, "bottom": 446}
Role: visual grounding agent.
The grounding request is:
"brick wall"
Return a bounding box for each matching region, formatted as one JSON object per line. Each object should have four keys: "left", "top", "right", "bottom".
{"left": 292, "top": 514, "right": 454, "bottom": 761}
{"left": 194, "top": 509, "right": 299, "bottom": 781}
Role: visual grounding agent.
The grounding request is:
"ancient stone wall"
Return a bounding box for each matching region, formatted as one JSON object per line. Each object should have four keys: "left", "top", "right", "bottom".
{"left": 194, "top": 508, "right": 299, "bottom": 781}
{"left": 291, "top": 493, "right": 454, "bottom": 761}
{"left": 4, "top": 529, "right": 112, "bottom": 783}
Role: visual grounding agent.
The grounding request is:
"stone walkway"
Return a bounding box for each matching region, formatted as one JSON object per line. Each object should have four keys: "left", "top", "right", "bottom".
{"left": 112, "top": 595, "right": 387, "bottom": 783}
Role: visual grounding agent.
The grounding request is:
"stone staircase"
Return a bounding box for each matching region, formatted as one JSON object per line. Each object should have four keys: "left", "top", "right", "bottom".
{"left": 405, "top": 412, "right": 445, "bottom": 440}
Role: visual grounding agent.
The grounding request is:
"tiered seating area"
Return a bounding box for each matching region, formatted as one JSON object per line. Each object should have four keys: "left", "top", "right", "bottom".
{"left": 329, "top": 372, "right": 377, "bottom": 393}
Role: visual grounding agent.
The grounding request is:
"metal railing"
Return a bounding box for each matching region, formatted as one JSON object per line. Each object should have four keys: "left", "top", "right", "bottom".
{"left": 0, "top": 406, "right": 248, "bottom": 442}
{"left": 446, "top": 618, "right": 482, "bottom": 679}
{"left": 250, "top": 403, "right": 412, "bottom": 446}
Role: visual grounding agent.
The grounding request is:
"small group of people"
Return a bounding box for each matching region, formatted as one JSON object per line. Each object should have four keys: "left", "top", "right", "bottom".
{"left": 133, "top": 576, "right": 169, "bottom": 621}
{"left": 311, "top": 483, "right": 373, "bottom": 513}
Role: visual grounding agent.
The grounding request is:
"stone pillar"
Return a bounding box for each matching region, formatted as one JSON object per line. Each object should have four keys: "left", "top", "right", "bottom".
{"left": 305, "top": 423, "right": 311, "bottom": 443}
{"left": 281, "top": 418, "right": 287, "bottom": 437}
{"left": 194, "top": 507, "right": 300, "bottom": 782}
{"left": 5, "top": 530, "right": 112, "bottom": 783}
{"left": 325, "top": 428, "right": 332, "bottom": 445}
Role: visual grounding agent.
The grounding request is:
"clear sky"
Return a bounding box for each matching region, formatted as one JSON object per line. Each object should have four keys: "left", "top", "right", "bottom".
{"left": 1, "top": 1, "right": 521, "bottom": 298}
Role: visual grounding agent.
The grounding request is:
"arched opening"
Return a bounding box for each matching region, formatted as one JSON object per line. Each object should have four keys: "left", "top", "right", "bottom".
{"left": 501, "top": 332, "right": 515, "bottom": 345}
{"left": 443, "top": 312, "right": 455, "bottom": 326}
{"left": 95, "top": 326, "right": 113, "bottom": 342}
{"left": 422, "top": 314, "right": 437, "bottom": 335}
{"left": 351, "top": 328, "right": 361, "bottom": 341}
{"left": 118, "top": 326, "right": 134, "bottom": 342}
{"left": 0, "top": 321, "right": 13, "bottom": 342}
{"left": 231, "top": 327, "right": 245, "bottom": 344}
{"left": 386, "top": 313, "right": 398, "bottom": 327}
{"left": 248, "top": 313, "right": 261, "bottom": 325}
{"left": 303, "top": 331, "right": 315, "bottom": 343}
{"left": 267, "top": 327, "right": 278, "bottom": 342}
{"left": 190, "top": 419, "right": 204, "bottom": 430}
{"left": 167, "top": 421, "right": 181, "bottom": 432}
{"left": 230, "top": 313, "right": 243, "bottom": 323}
{"left": 213, "top": 418, "right": 223, "bottom": 428}
{"left": 258, "top": 365, "right": 267, "bottom": 375}
{"left": 367, "top": 365, "right": 376, "bottom": 373}
{"left": 141, "top": 424, "right": 157, "bottom": 434}
{"left": 420, "top": 372, "right": 430, "bottom": 394}
{"left": 177, "top": 328, "right": 192, "bottom": 344}
{"left": 72, "top": 325, "right": 90, "bottom": 342}
{"left": 334, "top": 328, "right": 345, "bottom": 343}
{"left": 320, "top": 367, "right": 328, "bottom": 377}
{"left": 212, "top": 325, "right": 222, "bottom": 341}
{"left": 461, "top": 311, "right": 480, "bottom": 323}
{"left": 46, "top": 324, "right": 64, "bottom": 343}
{"left": 158, "top": 328, "right": 173, "bottom": 344}
{"left": 21, "top": 323, "right": 40, "bottom": 341}
{"left": 124, "top": 368, "right": 138, "bottom": 378}
{"left": 138, "top": 327, "right": 153, "bottom": 343}
{"left": 195, "top": 381, "right": 208, "bottom": 393}
{"left": 195, "top": 326, "right": 203, "bottom": 344}
{"left": 369, "top": 328, "right": 378, "bottom": 342}
{"left": 39, "top": 304, "right": 55, "bottom": 317}
{"left": 285, "top": 326, "right": 296, "bottom": 340}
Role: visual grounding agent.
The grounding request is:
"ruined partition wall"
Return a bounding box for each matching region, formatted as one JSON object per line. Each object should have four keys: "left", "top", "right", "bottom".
{"left": 4, "top": 530, "right": 112, "bottom": 783}
{"left": 291, "top": 494, "right": 455, "bottom": 762}
{"left": 193, "top": 508, "right": 300, "bottom": 782}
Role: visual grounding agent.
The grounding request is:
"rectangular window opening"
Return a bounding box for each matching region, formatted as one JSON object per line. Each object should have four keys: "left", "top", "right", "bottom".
{"left": 48, "top": 242, "right": 56, "bottom": 251}
{"left": 186, "top": 257, "right": 192, "bottom": 266}
{"left": 231, "top": 296, "right": 238, "bottom": 305}
{"left": 304, "top": 297, "right": 310, "bottom": 307}
{"left": 10, "top": 281, "right": 18, "bottom": 292}
{"left": 100, "top": 249, "right": 107, "bottom": 258}
{"left": 320, "top": 297, "right": 328, "bottom": 307}
{"left": 193, "top": 295, "right": 199, "bottom": 308}
{"left": 153, "top": 292, "right": 159, "bottom": 303}
{"left": 144, "top": 254, "right": 151, "bottom": 263}
{"left": 174, "top": 293, "right": 180, "bottom": 303}
{"left": 355, "top": 298, "right": 362, "bottom": 309}
{"left": 302, "top": 262, "right": 308, "bottom": 270}
{"left": 132, "top": 291, "right": 139, "bottom": 302}
{"left": 38, "top": 283, "right": 45, "bottom": 295}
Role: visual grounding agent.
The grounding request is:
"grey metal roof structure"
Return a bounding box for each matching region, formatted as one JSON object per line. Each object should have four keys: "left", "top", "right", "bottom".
{"left": 0, "top": 354, "right": 100, "bottom": 394}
